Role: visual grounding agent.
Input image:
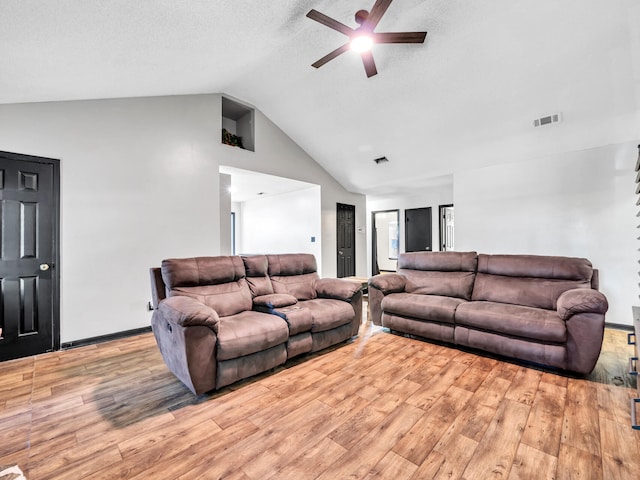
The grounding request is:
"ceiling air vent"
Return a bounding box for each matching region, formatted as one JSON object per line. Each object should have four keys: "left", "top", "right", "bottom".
{"left": 373, "top": 156, "right": 389, "bottom": 164}
{"left": 534, "top": 113, "right": 562, "bottom": 127}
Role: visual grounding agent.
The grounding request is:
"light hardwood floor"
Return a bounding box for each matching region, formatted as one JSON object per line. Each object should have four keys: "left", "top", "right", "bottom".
{"left": 1, "top": 319, "right": 638, "bottom": 479}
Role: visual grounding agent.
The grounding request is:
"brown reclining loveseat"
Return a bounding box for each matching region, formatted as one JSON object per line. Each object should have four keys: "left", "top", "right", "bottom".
{"left": 150, "top": 253, "right": 362, "bottom": 394}
{"left": 369, "top": 251, "right": 608, "bottom": 374}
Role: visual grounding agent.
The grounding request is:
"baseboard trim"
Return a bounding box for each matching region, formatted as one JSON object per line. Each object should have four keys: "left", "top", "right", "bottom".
{"left": 58, "top": 322, "right": 630, "bottom": 349}
{"left": 605, "top": 322, "right": 634, "bottom": 331}
{"left": 61, "top": 326, "right": 152, "bottom": 350}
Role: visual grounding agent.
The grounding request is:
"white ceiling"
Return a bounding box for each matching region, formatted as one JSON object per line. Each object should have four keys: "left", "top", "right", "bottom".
{"left": 2, "top": 0, "right": 639, "bottom": 196}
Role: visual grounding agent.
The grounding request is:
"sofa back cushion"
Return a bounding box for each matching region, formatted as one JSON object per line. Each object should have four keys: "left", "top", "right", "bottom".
{"left": 471, "top": 254, "right": 593, "bottom": 310}
{"left": 267, "top": 253, "right": 319, "bottom": 301}
{"left": 161, "top": 256, "right": 252, "bottom": 317}
{"left": 241, "top": 255, "right": 275, "bottom": 297}
{"left": 397, "top": 251, "right": 478, "bottom": 300}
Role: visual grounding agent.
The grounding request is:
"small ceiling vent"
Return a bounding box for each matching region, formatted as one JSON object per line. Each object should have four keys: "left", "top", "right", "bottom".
{"left": 373, "top": 156, "right": 389, "bottom": 164}
{"left": 534, "top": 113, "right": 562, "bottom": 127}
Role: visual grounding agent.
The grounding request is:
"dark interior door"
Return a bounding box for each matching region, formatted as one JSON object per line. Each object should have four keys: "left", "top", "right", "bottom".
{"left": 0, "top": 152, "right": 59, "bottom": 361}
{"left": 336, "top": 203, "right": 355, "bottom": 277}
{"left": 405, "top": 207, "right": 432, "bottom": 252}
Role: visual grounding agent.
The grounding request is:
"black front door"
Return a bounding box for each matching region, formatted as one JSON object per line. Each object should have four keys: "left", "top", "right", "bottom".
{"left": 405, "top": 207, "right": 432, "bottom": 253}
{"left": 336, "top": 203, "right": 355, "bottom": 277}
{"left": 0, "top": 151, "right": 59, "bottom": 361}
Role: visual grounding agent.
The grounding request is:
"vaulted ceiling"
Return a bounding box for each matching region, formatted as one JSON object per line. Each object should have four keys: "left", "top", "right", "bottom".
{"left": 2, "top": 1, "right": 638, "bottom": 196}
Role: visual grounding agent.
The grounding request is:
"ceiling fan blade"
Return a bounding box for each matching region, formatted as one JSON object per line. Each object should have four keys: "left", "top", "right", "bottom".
{"left": 374, "top": 31, "right": 427, "bottom": 44}
{"left": 361, "top": 51, "right": 378, "bottom": 78}
{"left": 311, "top": 43, "right": 351, "bottom": 69}
{"left": 365, "top": 0, "right": 393, "bottom": 30}
{"left": 306, "top": 9, "right": 355, "bottom": 36}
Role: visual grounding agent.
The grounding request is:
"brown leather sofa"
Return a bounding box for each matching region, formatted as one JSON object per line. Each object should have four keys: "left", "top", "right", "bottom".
{"left": 369, "top": 251, "right": 608, "bottom": 374}
{"left": 149, "top": 253, "right": 362, "bottom": 394}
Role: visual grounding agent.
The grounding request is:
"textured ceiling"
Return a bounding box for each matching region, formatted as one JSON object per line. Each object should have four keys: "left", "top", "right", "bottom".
{"left": 2, "top": 0, "right": 639, "bottom": 196}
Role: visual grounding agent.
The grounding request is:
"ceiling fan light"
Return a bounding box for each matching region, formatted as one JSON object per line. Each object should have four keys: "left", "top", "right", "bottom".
{"left": 350, "top": 35, "right": 374, "bottom": 53}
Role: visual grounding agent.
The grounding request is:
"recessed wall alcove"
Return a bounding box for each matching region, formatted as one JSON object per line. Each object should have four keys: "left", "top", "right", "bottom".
{"left": 221, "top": 96, "right": 255, "bottom": 152}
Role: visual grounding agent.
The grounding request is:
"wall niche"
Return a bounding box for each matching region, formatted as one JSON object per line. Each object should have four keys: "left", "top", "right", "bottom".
{"left": 222, "top": 97, "right": 255, "bottom": 152}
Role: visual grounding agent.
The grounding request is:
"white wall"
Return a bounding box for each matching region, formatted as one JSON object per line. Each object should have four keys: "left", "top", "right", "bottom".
{"left": 236, "top": 187, "right": 321, "bottom": 267}
{"left": 455, "top": 141, "right": 638, "bottom": 326}
{"left": 0, "top": 95, "right": 220, "bottom": 342}
{"left": 0, "top": 93, "right": 366, "bottom": 342}
{"left": 366, "top": 184, "right": 454, "bottom": 276}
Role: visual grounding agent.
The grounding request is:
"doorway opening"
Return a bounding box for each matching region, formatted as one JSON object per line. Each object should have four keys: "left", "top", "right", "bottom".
{"left": 439, "top": 204, "right": 455, "bottom": 251}
{"left": 371, "top": 210, "right": 399, "bottom": 275}
{"left": 219, "top": 166, "right": 322, "bottom": 268}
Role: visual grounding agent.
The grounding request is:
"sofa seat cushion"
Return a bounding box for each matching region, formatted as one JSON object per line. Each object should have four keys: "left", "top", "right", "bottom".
{"left": 216, "top": 311, "right": 289, "bottom": 361}
{"left": 455, "top": 301, "right": 566, "bottom": 343}
{"left": 273, "top": 305, "right": 313, "bottom": 335}
{"left": 301, "top": 299, "right": 355, "bottom": 333}
{"left": 381, "top": 292, "right": 465, "bottom": 324}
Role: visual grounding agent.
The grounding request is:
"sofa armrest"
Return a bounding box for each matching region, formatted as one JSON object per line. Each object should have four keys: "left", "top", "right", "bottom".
{"left": 253, "top": 293, "right": 298, "bottom": 308}
{"left": 315, "top": 278, "right": 362, "bottom": 301}
{"left": 368, "top": 274, "right": 405, "bottom": 327}
{"left": 369, "top": 273, "right": 406, "bottom": 294}
{"left": 151, "top": 298, "right": 218, "bottom": 395}
{"left": 158, "top": 296, "right": 220, "bottom": 331}
{"left": 557, "top": 288, "right": 609, "bottom": 320}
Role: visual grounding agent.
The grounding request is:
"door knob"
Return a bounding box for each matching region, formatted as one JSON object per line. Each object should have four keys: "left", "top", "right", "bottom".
{"left": 39, "top": 264, "right": 50, "bottom": 271}
{"left": 339, "top": 251, "right": 344, "bottom": 255}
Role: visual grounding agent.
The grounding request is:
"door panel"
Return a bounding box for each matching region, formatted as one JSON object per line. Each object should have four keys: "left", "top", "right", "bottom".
{"left": 0, "top": 152, "right": 59, "bottom": 361}
{"left": 405, "top": 207, "right": 432, "bottom": 252}
{"left": 337, "top": 203, "right": 355, "bottom": 277}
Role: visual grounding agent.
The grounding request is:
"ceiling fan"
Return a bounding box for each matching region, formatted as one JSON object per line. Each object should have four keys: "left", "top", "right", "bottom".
{"left": 306, "top": 0, "right": 427, "bottom": 78}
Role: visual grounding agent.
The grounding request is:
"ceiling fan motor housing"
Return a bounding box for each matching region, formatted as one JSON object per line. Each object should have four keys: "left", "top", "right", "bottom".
{"left": 355, "top": 10, "right": 369, "bottom": 25}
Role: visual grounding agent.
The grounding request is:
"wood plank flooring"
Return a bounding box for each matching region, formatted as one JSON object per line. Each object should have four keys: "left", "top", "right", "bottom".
{"left": 1, "top": 320, "right": 638, "bottom": 479}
